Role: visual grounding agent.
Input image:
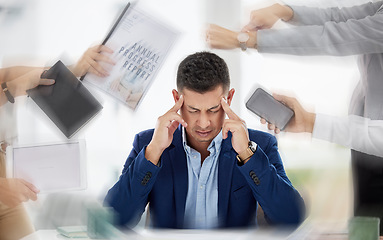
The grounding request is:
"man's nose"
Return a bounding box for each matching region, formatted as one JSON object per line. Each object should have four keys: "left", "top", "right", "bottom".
{"left": 198, "top": 113, "right": 210, "bottom": 129}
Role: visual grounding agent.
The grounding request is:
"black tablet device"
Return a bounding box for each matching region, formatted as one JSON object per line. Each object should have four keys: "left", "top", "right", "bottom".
{"left": 246, "top": 87, "right": 294, "bottom": 130}
{"left": 27, "top": 61, "right": 103, "bottom": 138}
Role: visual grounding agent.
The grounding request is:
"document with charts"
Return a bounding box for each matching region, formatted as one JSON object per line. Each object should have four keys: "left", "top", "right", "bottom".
{"left": 83, "top": 3, "right": 179, "bottom": 109}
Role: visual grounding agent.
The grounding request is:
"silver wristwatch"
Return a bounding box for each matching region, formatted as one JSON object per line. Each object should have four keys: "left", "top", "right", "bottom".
{"left": 237, "top": 32, "right": 250, "bottom": 51}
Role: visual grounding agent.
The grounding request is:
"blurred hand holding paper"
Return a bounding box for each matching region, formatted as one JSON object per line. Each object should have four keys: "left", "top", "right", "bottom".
{"left": 83, "top": 2, "right": 179, "bottom": 109}
{"left": 6, "top": 141, "right": 86, "bottom": 193}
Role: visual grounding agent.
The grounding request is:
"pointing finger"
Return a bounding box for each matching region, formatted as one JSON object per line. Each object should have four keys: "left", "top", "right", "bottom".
{"left": 221, "top": 98, "right": 240, "bottom": 121}
{"left": 170, "top": 95, "right": 184, "bottom": 112}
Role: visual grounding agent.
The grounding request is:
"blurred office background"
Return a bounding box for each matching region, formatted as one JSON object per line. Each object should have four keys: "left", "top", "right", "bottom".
{"left": 0, "top": 0, "right": 370, "bottom": 231}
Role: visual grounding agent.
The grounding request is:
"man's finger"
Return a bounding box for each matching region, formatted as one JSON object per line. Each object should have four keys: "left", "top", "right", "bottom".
{"left": 170, "top": 95, "right": 184, "bottom": 112}
{"left": 166, "top": 112, "right": 187, "bottom": 129}
{"left": 221, "top": 98, "right": 240, "bottom": 120}
{"left": 168, "top": 120, "right": 180, "bottom": 135}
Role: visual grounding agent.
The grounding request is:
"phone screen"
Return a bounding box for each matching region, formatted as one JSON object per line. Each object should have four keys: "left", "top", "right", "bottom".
{"left": 246, "top": 88, "right": 294, "bottom": 130}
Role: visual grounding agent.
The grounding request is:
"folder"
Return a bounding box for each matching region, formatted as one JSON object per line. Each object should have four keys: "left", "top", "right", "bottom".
{"left": 27, "top": 61, "right": 103, "bottom": 138}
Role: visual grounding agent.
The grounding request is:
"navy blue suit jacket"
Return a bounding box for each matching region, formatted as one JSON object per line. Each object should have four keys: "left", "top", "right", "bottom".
{"left": 104, "top": 126, "right": 305, "bottom": 228}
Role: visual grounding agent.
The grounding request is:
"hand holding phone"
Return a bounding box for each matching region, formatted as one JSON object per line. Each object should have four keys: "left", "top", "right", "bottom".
{"left": 246, "top": 88, "right": 294, "bottom": 131}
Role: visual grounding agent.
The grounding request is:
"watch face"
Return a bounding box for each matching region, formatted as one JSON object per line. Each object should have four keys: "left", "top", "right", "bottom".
{"left": 237, "top": 32, "right": 249, "bottom": 42}
{"left": 249, "top": 141, "right": 257, "bottom": 153}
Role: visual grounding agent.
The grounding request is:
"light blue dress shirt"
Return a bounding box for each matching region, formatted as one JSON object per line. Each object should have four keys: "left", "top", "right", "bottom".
{"left": 182, "top": 127, "right": 222, "bottom": 229}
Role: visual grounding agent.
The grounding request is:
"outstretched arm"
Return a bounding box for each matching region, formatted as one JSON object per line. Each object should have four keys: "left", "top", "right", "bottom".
{"left": 208, "top": 2, "right": 383, "bottom": 56}
{"left": 0, "top": 68, "right": 54, "bottom": 106}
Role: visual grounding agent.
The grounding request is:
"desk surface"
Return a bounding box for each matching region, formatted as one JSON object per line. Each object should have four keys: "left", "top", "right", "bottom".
{"left": 21, "top": 229, "right": 294, "bottom": 240}
{"left": 20, "top": 227, "right": 383, "bottom": 240}
{"left": 21, "top": 230, "right": 77, "bottom": 240}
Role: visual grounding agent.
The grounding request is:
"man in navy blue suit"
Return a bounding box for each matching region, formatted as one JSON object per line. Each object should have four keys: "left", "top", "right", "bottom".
{"left": 104, "top": 52, "right": 305, "bottom": 229}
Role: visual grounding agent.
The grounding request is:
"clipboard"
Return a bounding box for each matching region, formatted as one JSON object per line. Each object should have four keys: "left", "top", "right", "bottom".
{"left": 27, "top": 61, "right": 103, "bottom": 138}
{"left": 6, "top": 140, "right": 87, "bottom": 193}
{"left": 81, "top": 1, "right": 179, "bottom": 110}
{"left": 80, "top": 2, "right": 131, "bottom": 81}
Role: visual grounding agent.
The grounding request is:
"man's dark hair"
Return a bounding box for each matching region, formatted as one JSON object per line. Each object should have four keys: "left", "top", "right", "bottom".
{"left": 176, "top": 52, "right": 230, "bottom": 93}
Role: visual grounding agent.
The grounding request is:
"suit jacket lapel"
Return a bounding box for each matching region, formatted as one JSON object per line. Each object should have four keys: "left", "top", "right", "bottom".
{"left": 167, "top": 125, "right": 188, "bottom": 227}
{"left": 218, "top": 133, "right": 236, "bottom": 226}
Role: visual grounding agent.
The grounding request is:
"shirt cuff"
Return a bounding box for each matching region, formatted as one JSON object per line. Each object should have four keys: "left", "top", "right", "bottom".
{"left": 285, "top": 5, "right": 306, "bottom": 25}
{"left": 312, "top": 113, "right": 334, "bottom": 142}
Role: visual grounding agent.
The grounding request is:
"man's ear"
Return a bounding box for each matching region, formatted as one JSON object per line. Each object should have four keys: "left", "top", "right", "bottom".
{"left": 172, "top": 89, "right": 180, "bottom": 103}
{"left": 226, "top": 88, "right": 235, "bottom": 106}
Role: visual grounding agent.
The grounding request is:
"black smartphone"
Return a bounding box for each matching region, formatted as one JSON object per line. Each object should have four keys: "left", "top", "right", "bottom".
{"left": 246, "top": 88, "right": 294, "bottom": 130}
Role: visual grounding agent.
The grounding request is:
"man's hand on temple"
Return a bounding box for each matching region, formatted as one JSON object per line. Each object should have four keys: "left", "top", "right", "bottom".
{"left": 145, "top": 95, "right": 188, "bottom": 165}
{"left": 221, "top": 97, "right": 250, "bottom": 156}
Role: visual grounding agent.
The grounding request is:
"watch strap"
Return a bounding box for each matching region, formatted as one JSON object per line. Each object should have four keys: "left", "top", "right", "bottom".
{"left": 236, "top": 141, "right": 257, "bottom": 163}
{"left": 239, "top": 42, "right": 247, "bottom": 51}
{"left": 1, "top": 82, "right": 15, "bottom": 103}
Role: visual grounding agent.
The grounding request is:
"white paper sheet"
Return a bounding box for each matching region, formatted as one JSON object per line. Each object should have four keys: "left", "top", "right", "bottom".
{"left": 7, "top": 140, "right": 86, "bottom": 193}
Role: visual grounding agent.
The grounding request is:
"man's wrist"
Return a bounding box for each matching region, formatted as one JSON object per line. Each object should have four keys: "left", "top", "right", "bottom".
{"left": 236, "top": 141, "right": 257, "bottom": 164}
{"left": 145, "top": 143, "right": 163, "bottom": 165}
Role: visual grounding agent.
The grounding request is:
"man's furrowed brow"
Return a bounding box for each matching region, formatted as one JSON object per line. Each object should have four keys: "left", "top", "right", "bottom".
{"left": 208, "top": 104, "right": 221, "bottom": 111}
{"left": 186, "top": 104, "right": 220, "bottom": 111}
{"left": 187, "top": 105, "right": 200, "bottom": 111}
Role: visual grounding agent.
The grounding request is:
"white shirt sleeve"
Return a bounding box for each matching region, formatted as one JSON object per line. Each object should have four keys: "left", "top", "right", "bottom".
{"left": 288, "top": 2, "right": 382, "bottom": 26}
{"left": 257, "top": 2, "right": 383, "bottom": 56}
{"left": 312, "top": 113, "right": 383, "bottom": 157}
